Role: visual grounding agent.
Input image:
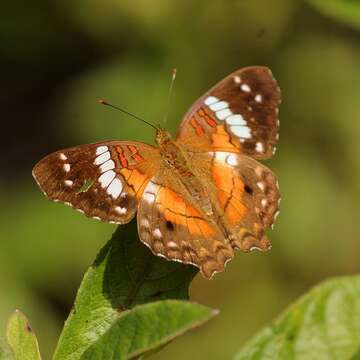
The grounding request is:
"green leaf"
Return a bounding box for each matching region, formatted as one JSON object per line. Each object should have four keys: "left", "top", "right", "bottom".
{"left": 0, "top": 337, "right": 13, "bottom": 360}
{"left": 81, "top": 300, "right": 217, "bottom": 360}
{"left": 234, "top": 276, "right": 360, "bottom": 360}
{"left": 6, "top": 310, "right": 41, "bottom": 360}
{"left": 307, "top": 0, "right": 360, "bottom": 30}
{"left": 53, "top": 220, "right": 198, "bottom": 360}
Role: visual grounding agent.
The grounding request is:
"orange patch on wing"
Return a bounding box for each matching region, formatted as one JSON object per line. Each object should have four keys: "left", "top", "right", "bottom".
{"left": 164, "top": 208, "right": 177, "bottom": 224}
{"left": 157, "top": 186, "right": 215, "bottom": 236}
{"left": 120, "top": 168, "right": 149, "bottom": 197}
{"left": 120, "top": 168, "right": 131, "bottom": 180}
{"left": 212, "top": 163, "right": 246, "bottom": 225}
{"left": 211, "top": 125, "right": 238, "bottom": 151}
{"left": 186, "top": 216, "right": 199, "bottom": 236}
{"left": 226, "top": 198, "right": 246, "bottom": 225}
{"left": 193, "top": 217, "right": 215, "bottom": 236}
{"left": 159, "top": 187, "right": 186, "bottom": 215}
{"left": 218, "top": 190, "right": 228, "bottom": 208}
{"left": 186, "top": 204, "right": 215, "bottom": 236}
{"left": 212, "top": 164, "right": 239, "bottom": 195}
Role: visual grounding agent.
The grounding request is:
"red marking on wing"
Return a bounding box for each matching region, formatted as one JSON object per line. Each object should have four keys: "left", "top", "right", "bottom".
{"left": 116, "top": 146, "right": 129, "bottom": 168}
{"left": 197, "top": 109, "right": 217, "bottom": 127}
{"left": 127, "top": 145, "right": 144, "bottom": 162}
{"left": 206, "top": 118, "right": 217, "bottom": 127}
{"left": 190, "top": 117, "right": 205, "bottom": 136}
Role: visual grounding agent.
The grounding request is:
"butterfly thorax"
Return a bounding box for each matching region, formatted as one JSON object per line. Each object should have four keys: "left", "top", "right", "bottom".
{"left": 156, "top": 130, "right": 214, "bottom": 216}
{"left": 155, "top": 128, "right": 172, "bottom": 146}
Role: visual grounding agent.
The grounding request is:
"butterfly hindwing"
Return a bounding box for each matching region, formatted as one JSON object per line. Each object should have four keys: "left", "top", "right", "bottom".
{"left": 137, "top": 174, "right": 234, "bottom": 279}
{"left": 177, "top": 66, "right": 281, "bottom": 158}
{"left": 186, "top": 150, "right": 280, "bottom": 252}
{"left": 33, "top": 141, "right": 160, "bottom": 223}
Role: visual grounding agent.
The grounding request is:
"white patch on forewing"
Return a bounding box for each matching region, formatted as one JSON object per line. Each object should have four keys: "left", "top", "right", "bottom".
{"left": 255, "top": 94, "right": 263, "bottom": 103}
{"left": 64, "top": 180, "right": 73, "bottom": 186}
{"left": 230, "top": 125, "right": 252, "bottom": 139}
{"left": 234, "top": 75, "right": 241, "bottom": 84}
{"left": 261, "top": 198, "right": 268, "bottom": 207}
{"left": 153, "top": 228, "right": 162, "bottom": 239}
{"left": 114, "top": 206, "right": 127, "bottom": 215}
{"left": 216, "top": 108, "right": 232, "bottom": 120}
{"left": 257, "top": 182, "right": 265, "bottom": 191}
{"left": 63, "top": 163, "right": 70, "bottom": 172}
{"left": 215, "top": 152, "right": 227, "bottom": 162}
{"left": 241, "top": 84, "right": 251, "bottom": 92}
{"left": 146, "top": 181, "right": 158, "bottom": 194}
{"left": 204, "top": 96, "right": 253, "bottom": 141}
{"left": 100, "top": 160, "right": 115, "bottom": 173}
{"left": 256, "top": 142, "right": 264, "bottom": 153}
{"left": 226, "top": 154, "right": 238, "bottom": 166}
{"left": 96, "top": 146, "right": 108, "bottom": 155}
{"left": 59, "top": 153, "right": 67, "bottom": 160}
{"left": 94, "top": 151, "right": 110, "bottom": 165}
{"left": 225, "top": 114, "right": 246, "bottom": 126}
{"left": 106, "top": 178, "right": 123, "bottom": 199}
{"left": 204, "top": 96, "right": 219, "bottom": 106}
{"left": 209, "top": 101, "right": 228, "bottom": 111}
{"left": 142, "top": 180, "right": 158, "bottom": 204}
{"left": 143, "top": 192, "right": 155, "bottom": 204}
{"left": 98, "top": 170, "right": 116, "bottom": 188}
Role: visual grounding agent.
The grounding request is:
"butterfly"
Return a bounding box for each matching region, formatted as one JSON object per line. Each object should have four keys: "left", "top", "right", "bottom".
{"left": 33, "top": 66, "right": 281, "bottom": 279}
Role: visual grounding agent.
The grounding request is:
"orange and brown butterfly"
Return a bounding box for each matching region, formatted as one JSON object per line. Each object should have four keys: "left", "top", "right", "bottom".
{"left": 33, "top": 66, "right": 281, "bottom": 279}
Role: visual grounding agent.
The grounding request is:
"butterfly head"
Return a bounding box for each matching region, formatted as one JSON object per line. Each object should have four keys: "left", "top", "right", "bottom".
{"left": 155, "top": 128, "right": 172, "bottom": 146}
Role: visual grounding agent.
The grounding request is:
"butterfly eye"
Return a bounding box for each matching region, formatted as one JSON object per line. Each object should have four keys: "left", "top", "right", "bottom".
{"left": 244, "top": 185, "right": 253, "bottom": 195}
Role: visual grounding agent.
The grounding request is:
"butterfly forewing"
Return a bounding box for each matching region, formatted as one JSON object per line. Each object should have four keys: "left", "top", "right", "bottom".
{"left": 33, "top": 141, "right": 160, "bottom": 223}
{"left": 177, "top": 66, "right": 281, "bottom": 159}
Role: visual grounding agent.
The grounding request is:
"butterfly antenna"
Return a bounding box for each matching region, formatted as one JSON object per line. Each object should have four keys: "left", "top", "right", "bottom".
{"left": 98, "top": 99, "right": 158, "bottom": 131}
{"left": 163, "top": 68, "right": 177, "bottom": 125}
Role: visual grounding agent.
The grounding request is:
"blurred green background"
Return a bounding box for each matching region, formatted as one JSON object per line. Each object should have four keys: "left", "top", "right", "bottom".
{"left": 1, "top": 0, "right": 360, "bottom": 358}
